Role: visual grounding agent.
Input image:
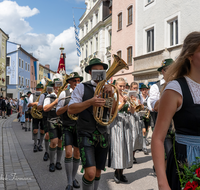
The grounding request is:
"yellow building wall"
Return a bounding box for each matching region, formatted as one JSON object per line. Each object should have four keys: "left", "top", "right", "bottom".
{"left": 37, "top": 65, "right": 44, "bottom": 84}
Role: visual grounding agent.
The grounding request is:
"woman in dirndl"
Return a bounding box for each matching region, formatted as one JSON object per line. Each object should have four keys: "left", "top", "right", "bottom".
{"left": 151, "top": 31, "right": 200, "bottom": 190}
{"left": 108, "top": 78, "right": 135, "bottom": 183}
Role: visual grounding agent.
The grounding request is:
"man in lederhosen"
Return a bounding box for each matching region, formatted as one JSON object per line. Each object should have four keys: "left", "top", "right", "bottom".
{"left": 56, "top": 72, "right": 83, "bottom": 190}
{"left": 68, "top": 58, "right": 115, "bottom": 190}
{"left": 37, "top": 82, "right": 51, "bottom": 161}
{"left": 149, "top": 58, "right": 174, "bottom": 169}
{"left": 43, "top": 77, "right": 63, "bottom": 172}
{"left": 28, "top": 83, "right": 45, "bottom": 152}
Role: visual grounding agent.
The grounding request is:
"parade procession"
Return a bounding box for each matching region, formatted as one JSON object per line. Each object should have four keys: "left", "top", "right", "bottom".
{"left": 2, "top": 0, "right": 200, "bottom": 190}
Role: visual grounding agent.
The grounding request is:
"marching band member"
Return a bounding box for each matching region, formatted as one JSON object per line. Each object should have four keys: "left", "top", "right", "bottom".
{"left": 28, "top": 84, "right": 45, "bottom": 152}
{"left": 43, "top": 76, "right": 63, "bottom": 172}
{"left": 56, "top": 72, "right": 83, "bottom": 190}
{"left": 68, "top": 58, "right": 113, "bottom": 190}
{"left": 109, "top": 78, "right": 134, "bottom": 183}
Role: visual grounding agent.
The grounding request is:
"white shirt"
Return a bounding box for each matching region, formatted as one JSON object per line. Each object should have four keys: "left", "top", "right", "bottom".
{"left": 19, "top": 99, "right": 23, "bottom": 106}
{"left": 164, "top": 76, "right": 200, "bottom": 111}
{"left": 149, "top": 78, "right": 165, "bottom": 109}
{"left": 28, "top": 94, "right": 33, "bottom": 107}
{"left": 43, "top": 92, "right": 57, "bottom": 107}
{"left": 56, "top": 88, "right": 73, "bottom": 112}
{"left": 68, "top": 80, "right": 97, "bottom": 106}
{"left": 38, "top": 94, "right": 46, "bottom": 107}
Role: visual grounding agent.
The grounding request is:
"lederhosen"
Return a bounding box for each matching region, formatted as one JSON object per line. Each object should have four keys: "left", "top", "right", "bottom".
{"left": 77, "top": 81, "right": 109, "bottom": 170}
{"left": 141, "top": 95, "right": 150, "bottom": 130}
{"left": 41, "top": 93, "right": 49, "bottom": 133}
{"left": 47, "top": 94, "right": 62, "bottom": 140}
{"left": 25, "top": 97, "right": 32, "bottom": 119}
{"left": 61, "top": 89, "right": 78, "bottom": 147}
{"left": 32, "top": 94, "right": 44, "bottom": 130}
{"left": 166, "top": 77, "right": 200, "bottom": 190}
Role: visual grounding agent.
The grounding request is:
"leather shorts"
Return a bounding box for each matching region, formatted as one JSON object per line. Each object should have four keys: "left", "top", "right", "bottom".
{"left": 32, "top": 118, "right": 44, "bottom": 130}
{"left": 62, "top": 125, "right": 78, "bottom": 147}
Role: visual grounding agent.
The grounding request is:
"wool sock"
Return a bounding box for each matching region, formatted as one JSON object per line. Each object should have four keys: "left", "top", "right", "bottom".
{"left": 72, "top": 157, "right": 80, "bottom": 181}
{"left": 82, "top": 175, "right": 94, "bottom": 190}
{"left": 33, "top": 133, "right": 38, "bottom": 145}
{"left": 28, "top": 121, "right": 31, "bottom": 129}
{"left": 56, "top": 147, "right": 63, "bottom": 163}
{"left": 94, "top": 176, "right": 100, "bottom": 190}
{"left": 45, "top": 139, "right": 49, "bottom": 153}
{"left": 49, "top": 147, "right": 56, "bottom": 164}
{"left": 39, "top": 133, "right": 45, "bottom": 146}
{"left": 143, "top": 137, "right": 146, "bottom": 149}
{"left": 65, "top": 157, "right": 73, "bottom": 186}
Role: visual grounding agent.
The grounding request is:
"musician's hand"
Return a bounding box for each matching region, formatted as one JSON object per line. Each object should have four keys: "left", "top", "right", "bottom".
{"left": 104, "top": 84, "right": 113, "bottom": 96}
{"left": 122, "top": 96, "right": 128, "bottom": 103}
{"left": 91, "top": 95, "right": 106, "bottom": 107}
{"left": 54, "top": 98, "right": 58, "bottom": 105}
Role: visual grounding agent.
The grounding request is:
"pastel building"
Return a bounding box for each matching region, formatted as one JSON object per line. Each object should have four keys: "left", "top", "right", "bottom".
{"left": 111, "top": 0, "right": 135, "bottom": 84}
{"left": 0, "top": 28, "right": 9, "bottom": 97}
{"left": 79, "top": 0, "right": 112, "bottom": 81}
{"left": 6, "top": 41, "right": 37, "bottom": 98}
{"left": 30, "top": 55, "right": 38, "bottom": 93}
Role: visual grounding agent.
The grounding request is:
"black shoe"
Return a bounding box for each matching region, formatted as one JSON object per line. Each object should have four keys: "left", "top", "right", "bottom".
{"left": 114, "top": 171, "right": 120, "bottom": 183}
{"left": 55, "top": 162, "right": 62, "bottom": 170}
{"left": 73, "top": 179, "right": 80, "bottom": 188}
{"left": 143, "top": 148, "right": 148, "bottom": 155}
{"left": 25, "top": 127, "right": 27, "bottom": 132}
{"left": 33, "top": 144, "right": 38, "bottom": 152}
{"left": 49, "top": 163, "right": 55, "bottom": 172}
{"left": 28, "top": 128, "right": 31, "bottom": 131}
{"left": 120, "top": 174, "right": 128, "bottom": 183}
{"left": 43, "top": 152, "right": 49, "bottom": 161}
{"left": 38, "top": 145, "right": 43, "bottom": 151}
{"left": 133, "top": 157, "right": 137, "bottom": 164}
{"left": 66, "top": 185, "right": 73, "bottom": 190}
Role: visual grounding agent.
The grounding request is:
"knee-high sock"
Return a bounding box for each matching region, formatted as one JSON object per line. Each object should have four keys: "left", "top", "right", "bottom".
{"left": 28, "top": 121, "right": 31, "bottom": 129}
{"left": 143, "top": 137, "right": 146, "bottom": 149}
{"left": 49, "top": 147, "right": 56, "bottom": 164}
{"left": 39, "top": 133, "right": 45, "bottom": 146}
{"left": 82, "top": 175, "right": 94, "bottom": 190}
{"left": 33, "top": 133, "right": 38, "bottom": 145}
{"left": 56, "top": 147, "right": 63, "bottom": 163}
{"left": 65, "top": 157, "right": 73, "bottom": 186}
{"left": 94, "top": 176, "right": 100, "bottom": 190}
{"left": 25, "top": 121, "right": 28, "bottom": 128}
{"left": 72, "top": 157, "right": 80, "bottom": 181}
{"left": 45, "top": 139, "right": 49, "bottom": 153}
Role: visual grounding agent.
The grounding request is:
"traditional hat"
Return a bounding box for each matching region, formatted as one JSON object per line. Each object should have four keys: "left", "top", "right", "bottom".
{"left": 112, "top": 80, "right": 116, "bottom": 85}
{"left": 36, "top": 83, "right": 44, "bottom": 89}
{"left": 27, "top": 91, "right": 32, "bottom": 95}
{"left": 66, "top": 72, "right": 83, "bottom": 82}
{"left": 157, "top": 58, "right": 174, "bottom": 72}
{"left": 85, "top": 58, "right": 108, "bottom": 74}
{"left": 21, "top": 93, "right": 26, "bottom": 97}
{"left": 139, "top": 84, "right": 148, "bottom": 89}
{"left": 47, "top": 81, "right": 54, "bottom": 87}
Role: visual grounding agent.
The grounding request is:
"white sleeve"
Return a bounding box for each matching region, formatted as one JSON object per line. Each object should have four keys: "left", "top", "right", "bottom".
{"left": 68, "top": 83, "right": 84, "bottom": 106}
{"left": 38, "top": 94, "right": 45, "bottom": 106}
{"left": 56, "top": 91, "right": 66, "bottom": 112}
{"left": 163, "top": 80, "right": 182, "bottom": 111}
{"left": 43, "top": 96, "right": 51, "bottom": 107}
{"left": 28, "top": 94, "right": 33, "bottom": 106}
{"left": 149, "top": 84, "right": 160, "bottom": 109}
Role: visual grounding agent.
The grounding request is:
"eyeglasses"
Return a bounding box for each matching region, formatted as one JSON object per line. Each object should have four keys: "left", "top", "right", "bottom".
{"left": 72, "top": 80, "right": 80, "bottom": 82}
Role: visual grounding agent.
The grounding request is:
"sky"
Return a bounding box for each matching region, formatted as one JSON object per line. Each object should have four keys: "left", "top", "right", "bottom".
{"left": 0, "top": 0, "right": 86, "bottom": 73}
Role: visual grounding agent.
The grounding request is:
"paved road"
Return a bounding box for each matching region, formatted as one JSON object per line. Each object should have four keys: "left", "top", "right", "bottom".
{"left": 0, "top": 114, "right": 158, "bottom": 190}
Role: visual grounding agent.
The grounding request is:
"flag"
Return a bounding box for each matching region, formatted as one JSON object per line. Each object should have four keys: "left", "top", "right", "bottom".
{"left": 73, "top": 17, "right": 81, "bottom": 57}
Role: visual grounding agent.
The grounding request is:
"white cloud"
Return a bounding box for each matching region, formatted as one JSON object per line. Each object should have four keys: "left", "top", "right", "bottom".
{"left": 0, "top": 0, "right": 79, "bottom": 73}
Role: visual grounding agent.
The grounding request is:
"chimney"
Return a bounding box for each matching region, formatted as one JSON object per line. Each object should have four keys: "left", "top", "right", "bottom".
{"left": 45, "top": 64, "right": 50, "bottom": 69}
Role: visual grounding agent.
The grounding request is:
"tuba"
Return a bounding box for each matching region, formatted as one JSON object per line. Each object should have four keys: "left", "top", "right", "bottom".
{"left": 93, "top": 54, "right": 129, "bottom": 126}
{"left": 31, "top": 81, "right": 49, "bottom": 119}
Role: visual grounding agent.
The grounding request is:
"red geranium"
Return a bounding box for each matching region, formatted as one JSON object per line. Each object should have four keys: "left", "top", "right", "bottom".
{"left": 195, "top": 168, "right": 200, "bottom": 178}
{"left": 184, "top": 181, "right": 198, "bottom": 190}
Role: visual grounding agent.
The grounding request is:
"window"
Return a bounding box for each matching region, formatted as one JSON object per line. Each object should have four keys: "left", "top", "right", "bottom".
{"left": 90, "top": 41, "right": 93, "bottom": 54}
{"left": 28, "top": 64, "right": 30, "bottom": 71}
{"left": 6, "top": 76, "right": 9, "bottom": 85}
{"left": 91, "top": 19, "right": 93, "bottom": 29}
{"left": 19, "top": 58, "right": 21, "bottom": 67}
{"left": 31, "top": 81, "right": 33, "bottom": 87}
{"left": 117, "top": 51, "right": 122, "bottom": 58}
{"left": 31, "top": 66, "right": 33, "bottom": 74}
{"left": 96, "top": 37, "right": 98, "bottom": 51}
{"left": 147, "top": 28, "right": 154, "bottom": 52}
{"left": 96, "top": 13, "right": 98, "bottom": 24}
{"left": 19, "top": 76, "right": 21, "bottom": 85}
{"left": 86, "top": 44, "right": 88, "bottom": 58}
{"left": 86, "top": 24, "right": 88, "bottom": 33}
{"left": 6, "top": 57, "right": 10, "bottom": 67}
{"left": 128, "top": 6, "right": 133, "bottom": 25}
{"left": 127, "top": 47, "right": 132, "bottom": 65}
{"left": 22, "top": 77, "right": 24, "bottom": 86}
{"left": 25, "top": 62, "right": 27, "bottom": 70}
{"left": 169, "top": 19, "right": 178, "bottom": 46}
{"left": 28, "top": 80, "right": 29, "bottom": 86}
{"left": 22, "top": 60, "right": 24, "bottom": 69}
{"left": 25, "top": 79, "right": 27, "bottom": 86}
{"left": 118, "top": 13, "right": 122, "bottom": 30}
{"left": 109, "top": 30, "right": 112, "bottom": 46}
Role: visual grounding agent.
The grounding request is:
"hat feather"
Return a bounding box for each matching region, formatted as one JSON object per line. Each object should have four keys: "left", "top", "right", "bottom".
{"left": 52, "top": 73, "right": 63, "bottom": 82}
{"left": 144, "top": 80, "right": 148, "bottom": 86}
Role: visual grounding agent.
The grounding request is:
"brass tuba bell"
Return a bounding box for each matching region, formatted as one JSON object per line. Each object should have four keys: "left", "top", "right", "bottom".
{"left": 93, "top": 54, "right": 129, "bottom": 126}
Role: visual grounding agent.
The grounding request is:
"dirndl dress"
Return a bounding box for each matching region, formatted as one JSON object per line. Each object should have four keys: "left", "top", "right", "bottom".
{"left": 109, "top": 103, "right": 133, "bottom": 169}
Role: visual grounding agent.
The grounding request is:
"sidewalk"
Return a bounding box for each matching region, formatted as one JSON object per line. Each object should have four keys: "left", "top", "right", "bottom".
{"left": 0, "top": 114, "right": 158, "bottom": 190}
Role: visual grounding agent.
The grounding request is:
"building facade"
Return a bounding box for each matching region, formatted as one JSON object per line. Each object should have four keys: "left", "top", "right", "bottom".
{"left": 37, "top": 64, "right": 55, "bottom": 84}
{"left": 133, "top": 0, "right": 200, "bottom": 86}
{"left": 30, "top": 56, "right": 38, "bottom": 93}
{"left": 0, "top": 29, "right": 9, "bottom": 97}
{"left": 79, "top": 0, "right": 112, "bottom": 81}
{"left": 6, "top": 41, "right": 36, "bottom": 98}
{"left": 111, "top": 0, "right": 135, "bottom": 84}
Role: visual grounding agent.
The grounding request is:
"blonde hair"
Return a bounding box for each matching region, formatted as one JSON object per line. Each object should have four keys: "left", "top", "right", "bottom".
{"left": 115, "top": 78, "right": 126, "bottom": 86}
{"left": 164, "top": 31, "right": 200, "bottom": 87}
{"left": 130, "top": 82, "right": 138, "bottom": 89}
